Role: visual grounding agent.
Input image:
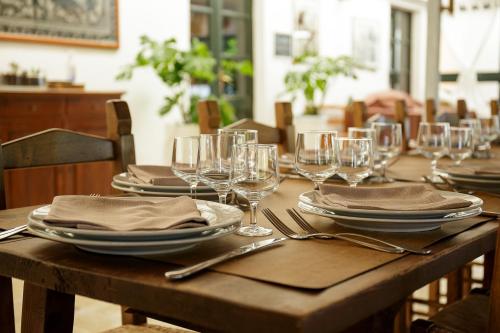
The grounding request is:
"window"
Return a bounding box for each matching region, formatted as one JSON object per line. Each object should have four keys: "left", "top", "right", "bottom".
{"left": 390, "top": 8, "right": 412, "bottom": 93}
{"left": 191, "top": 0, "right": 253, "bottom": 119}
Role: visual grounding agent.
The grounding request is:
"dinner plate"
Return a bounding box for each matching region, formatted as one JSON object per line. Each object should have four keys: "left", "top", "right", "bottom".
{"left": 447, "top": 175, "right": 500, "bottom": 186}
{"left": 27, "top": 200, "right": 244, "bottom": 255}
{"left": 111, "top": 182, "right": 218, "bottom": 198}
{"left": 113, "top": 173, "right": 213, "bottom": 192}
{"left": 438, "top": 167, "right": 500, "bottom": 181}
{"left": 28, "top": 200, "right": 243, "bottom": 241}
{"left": 298, "top": 201, "right": 482, "bottom": 232}
{"left": 298, "top": 190, "right": 482, "bottom": 219}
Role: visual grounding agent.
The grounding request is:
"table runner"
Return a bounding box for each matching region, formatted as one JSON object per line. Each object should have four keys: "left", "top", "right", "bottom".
{"left": 147, "top": 179, "right": 493, "bottom": 290}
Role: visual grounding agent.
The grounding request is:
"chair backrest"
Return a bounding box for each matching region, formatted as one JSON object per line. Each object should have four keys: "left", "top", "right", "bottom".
{"left": 457, "top": 99, "right": 468, "bottom": 119}
{"left": 491, "top": 100, "right": 499, "bottom": 117}
{"left": 197, "top": 100, "right": 295, "bottom": 153}
{"left": 425, "top": 99, "right": 436, "bottom": 122}
{"left": 488, "top": 223, "right": 500, "bottom": 332}
{"left": 0, "top": 99, "right": 135, "bottom": 210}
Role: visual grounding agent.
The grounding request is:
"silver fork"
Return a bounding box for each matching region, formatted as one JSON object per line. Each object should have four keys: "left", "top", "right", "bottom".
{"left": 262, "top": 208, "right": 403, "bottom": 254}
{"left": 287, "top": 208, "right": 431, "bottom": 255}
{"left": 0, "top": 193, "right": 101, "bottom": 242}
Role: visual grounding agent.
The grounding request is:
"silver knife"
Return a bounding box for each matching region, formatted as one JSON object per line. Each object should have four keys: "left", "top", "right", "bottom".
{"left": 164, "top": 237, "right": 287, "bottom": 280}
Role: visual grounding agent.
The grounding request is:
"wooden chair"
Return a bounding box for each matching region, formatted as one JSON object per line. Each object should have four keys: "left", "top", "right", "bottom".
{"left": 197, "top": 100, "right": 295, "bottom": 153}
{"left": 411, "top": 220, "right": 500, "bottom": 333}
{"left": 0, "top": 100, "right": 184, "bottom": 332}
{"left": 425, "top": 99, "right": 436, "bottom": 123}
{"left": 491, "top": 99, "right": 499, "bottom": 117}
{"left": 348, "top": 100, "right": 411, "bottom": 151}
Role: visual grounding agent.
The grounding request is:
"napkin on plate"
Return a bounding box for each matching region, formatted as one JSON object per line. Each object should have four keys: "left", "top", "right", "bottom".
{"left": 318, "top": 183, "right": 472, "bottom": 211}
{"left": 127, "top": 165, "right": 186, "bottom": 186}
{"left": 43, "top": 195, "right": 208, "bottom": 231}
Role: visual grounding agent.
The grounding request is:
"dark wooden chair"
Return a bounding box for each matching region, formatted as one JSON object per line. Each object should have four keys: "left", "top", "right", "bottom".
{"left": 411, "top": 221, "right": 500, "bottom": 333}
{"left": 0, "top": 100, "right": 184, "bottom": 332}
{"left": 197, "top": 100, "right": 295, "bottom": 153}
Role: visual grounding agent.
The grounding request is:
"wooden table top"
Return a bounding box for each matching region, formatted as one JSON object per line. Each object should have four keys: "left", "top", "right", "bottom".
{"left": 0, "top": 154, "right": 498, "bottom": 333}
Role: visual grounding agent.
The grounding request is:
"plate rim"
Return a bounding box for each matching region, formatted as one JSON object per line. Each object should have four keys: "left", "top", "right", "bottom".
{"left": 111, "top": 182, "right": 217, "bottom": 197}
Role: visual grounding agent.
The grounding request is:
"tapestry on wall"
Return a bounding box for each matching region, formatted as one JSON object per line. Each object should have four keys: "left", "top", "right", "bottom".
{"left": 0, "top": 0, "right": 119, "bottom": 48}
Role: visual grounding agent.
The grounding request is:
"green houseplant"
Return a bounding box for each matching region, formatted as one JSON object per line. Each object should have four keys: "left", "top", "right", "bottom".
{"left": 282, "top": 54, "right": 363, "bottom": 115}
{"left": 117, "top": 36, "right": 252, "bottom": 125}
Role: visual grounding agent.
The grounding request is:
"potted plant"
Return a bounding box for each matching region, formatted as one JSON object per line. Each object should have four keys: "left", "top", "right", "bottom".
{"left": 282, "top": 54, "right": 363, "bottom": 115}
{"left": 117, "top": 36, "right": 252, "bottom": 125}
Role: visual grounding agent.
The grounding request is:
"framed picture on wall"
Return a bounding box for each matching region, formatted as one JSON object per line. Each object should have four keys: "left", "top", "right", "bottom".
{"left": 0, "top": 0, "right": 119, "bottom": 49}
{"left": 352, "top": 18, "right": 380, "bottom": 69}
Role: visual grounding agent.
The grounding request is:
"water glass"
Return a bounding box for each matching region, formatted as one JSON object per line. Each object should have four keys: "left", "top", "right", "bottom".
{"left": 478, "top": 117, "right": 500, "bottom": 146}
{"left": 231, "top": 144, "right": 280, "bottom": 237}
{"left": 197, "top": 133, "right": 245, "bottom": 204}
{"left": 448, "top": 127, "right": 473, "bottom": 165}
{"left": 336, "top": 138, "right": 373, "bottom": 187}
{"left": 217, "top": 128, "right": 258, "bottom": 144}
{"left": 370, "top": 123, "right": 402, "bottom": 183}
{"left": 416, "top": 122, "right": 450, "bottom": 182}
{"left": 459, "top": 119, "right": 482, "bottom": 150}
{"left": 295, "top": 131, "right": 339, "bottom": 188}
{"left": 171, "top": 136, "right": 199, "bottom": 198}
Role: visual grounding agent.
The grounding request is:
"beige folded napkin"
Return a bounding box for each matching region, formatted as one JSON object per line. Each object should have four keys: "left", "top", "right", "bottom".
{"left": 43, "top": 195, "right": 208, "bottom": 231}
{"left": 318, "top": 183, "right": 472, "bottom": 211}
{"left": 127, "top": 165, "right": 187, "bottom": 186}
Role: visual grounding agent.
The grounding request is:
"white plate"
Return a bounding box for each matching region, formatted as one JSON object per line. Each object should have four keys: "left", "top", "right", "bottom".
{"left": 111, "top": 182, "right": 218, "bottom": 198}
{"left": 298, "top": 201, "right": 482, "bottom": 232}
{"left": 298, "top": 190, "right": 482, "bottom": 219}
{"left": 113, "top": 173, "right": 213, "bottom": 192}
{"left": 27, "top": 200, "right": 243, "bottom": 255}
{"left": 29, "top": 200, "right": 243, "bottom": 241}
{"left": 439, "top": 167, "right": 500, "bottom": 181}
{"left": 447, "top": 175, "right": 500, "bottom": 186}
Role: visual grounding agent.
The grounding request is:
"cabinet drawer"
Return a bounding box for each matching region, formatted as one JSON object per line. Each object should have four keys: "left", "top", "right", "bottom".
{"left": 65, "top": 96, "right": 118, "bottom": 131}
{"left": 0, "top": 96, "right": 65, "bottom": 125}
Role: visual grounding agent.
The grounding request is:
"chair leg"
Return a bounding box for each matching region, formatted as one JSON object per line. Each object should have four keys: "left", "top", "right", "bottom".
{"left": 446, "top": 269, "right": 464, "bottom": 305}
{"left": 121, "top": 306, "right": 147, "bottom": 325}
{"left": 483, "top": 250, "right": 495, "bottom": 289}
{"left": 21, "top": 282, "right": 74, "bottom": 333}
{"left": 427, "top": 280, "right": 440, "bottom": 316}
{"left": 0, "top": 275, "right": 15, "bottom": 333}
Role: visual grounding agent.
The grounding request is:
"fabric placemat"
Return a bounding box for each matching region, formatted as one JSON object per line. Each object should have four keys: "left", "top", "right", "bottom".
{"left": 146, "top": 179, "right": 493, "bottom": 290}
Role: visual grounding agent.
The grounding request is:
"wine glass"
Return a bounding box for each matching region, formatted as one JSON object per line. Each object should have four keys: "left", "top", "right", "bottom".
{"left": 336, "top": 138, "right": 373, "bottom": 187}
{"left": 171, "top": 136, "right": 200, "bottom": 198}
{"left": 459, "top": 119, "right": 481, "bottom": 151}
{"left": 295, "top": 131, "right": 339, "bottom": 189}
{"left": 478, "top": 117, "right": 500, "bottom": 149}
{"left": 231, "top": 144, "right": 280, "bottom": 237}
{"left": 217, "top": 128, "right": 258, "bottom": 144}
{"left": 448, "top": 127, "right": 473, "bottom": 165}
{"left": 197, "top": 133, "right": 245, "bottom": 204}
{"left": 370, "top": 123, "right": 402, "bottom": 183}
{"left": 416, "top": 122, "right": 450, "bottom": 182}
{"left": 347, "top": 127, "right": 376, "bottom": 141}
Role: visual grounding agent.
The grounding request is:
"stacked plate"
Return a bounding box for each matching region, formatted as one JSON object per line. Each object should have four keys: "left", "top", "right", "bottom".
{"left": 298, "top": 191, "right": 483, "bottom": 232}
{"left": 439, "top": 166, "right": 500, "bottom": 193}
{"left": 27, "top": 200, "right": 243, "bottom": 255}
{"left": 112, "top": 172, "right": 217, "bottom": 198}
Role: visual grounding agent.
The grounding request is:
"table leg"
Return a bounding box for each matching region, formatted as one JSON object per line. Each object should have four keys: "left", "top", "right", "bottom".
{"left": 121, "top": 306, "right": 147, "bottom": 325}
{"left": 341, "top": 300, "right": 404, "bottom": 333}
{"left": 21, "top": 282, "right": 74, "bottom": 333}
{"left": 0, "top": 275, "right": 15, "bottom": 333}
{"left": 483, "top": 250, "right": 495, "bottom": 289}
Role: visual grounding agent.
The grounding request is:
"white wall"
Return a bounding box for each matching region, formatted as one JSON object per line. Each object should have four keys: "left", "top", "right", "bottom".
{"left": 0, "top": 0, "right": 190, "bottom": 164}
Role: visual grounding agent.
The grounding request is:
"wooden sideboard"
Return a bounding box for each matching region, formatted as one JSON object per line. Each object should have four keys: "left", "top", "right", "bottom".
{"left": 0, "top": 87, "right": 123, "bottom": 208}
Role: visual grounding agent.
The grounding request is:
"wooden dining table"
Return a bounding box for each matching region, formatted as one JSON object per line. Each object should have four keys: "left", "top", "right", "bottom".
{"left": 0, "top": 153, "right": 498, "bottom": 333}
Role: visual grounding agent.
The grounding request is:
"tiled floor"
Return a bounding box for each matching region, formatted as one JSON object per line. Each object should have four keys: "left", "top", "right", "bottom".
{"left": 12, "top": 279, "right": 192, "bottom": 333}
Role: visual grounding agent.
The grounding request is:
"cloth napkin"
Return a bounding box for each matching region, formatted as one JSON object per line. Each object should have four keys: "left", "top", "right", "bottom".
{"left": 43, "top": 195, "right": 208, "bottom": 231}
{"left": 318, "top": 183, "right": 472, "bottom": 211}
{"left": 127, "top": 165, "right": 186, "bottom": 186}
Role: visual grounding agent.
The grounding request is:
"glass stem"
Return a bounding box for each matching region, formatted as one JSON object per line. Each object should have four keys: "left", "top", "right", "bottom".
{"left": 380, "top": 160, "right": 387, "bottom": 178}
{"left": 218, "top": 192, "right": 227, "bottom": 205}
{"left": 313, "top": 181, "right": 322, "bottom": 190}
{"left": 190, "top": 184, "right": 197, "bottom": 200}
{"left": 249, "top": 201, "right": 259, "bottom": 227}
{"left": 431, "top": 158, "right": 438, "bottom": 176}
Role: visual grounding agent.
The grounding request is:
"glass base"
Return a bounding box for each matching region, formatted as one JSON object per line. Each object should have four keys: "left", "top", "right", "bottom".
{"left": 426, "top": 174, "right": 444, "bottom": 183}
{"left": 368, "top": 175, "right": 394, "bottom": 184}
{"left": 237, "top": 225, "right": 273, "bottom": 237}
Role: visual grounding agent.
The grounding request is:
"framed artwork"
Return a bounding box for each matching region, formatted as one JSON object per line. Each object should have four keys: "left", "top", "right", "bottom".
{"left": 352, "top": 18, "right": 380, "bottom": 69}
{"left": 0, "top": 0, "right": 119, "bottom": 49}
{"left": 292, "top": 0, "right": 318, "bottom": 57}
{"left": 275, "top": 33, "right": 292, "bottom": 57}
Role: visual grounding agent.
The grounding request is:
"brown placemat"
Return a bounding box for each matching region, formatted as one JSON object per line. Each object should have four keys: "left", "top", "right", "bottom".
{"left": 146, "top": 180, "right": 493, "bottom": 290}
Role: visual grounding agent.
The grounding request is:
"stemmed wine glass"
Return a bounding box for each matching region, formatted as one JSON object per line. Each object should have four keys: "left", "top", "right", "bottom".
{"left": 336, "top": 138, "right": 373, "bottom": 187}
{"left": 197, "top": 133, "right": 245, "bottom": 204}
{"left": 295, "top": 131, "right": 339, "bottom": 189}
{"left": 416, "top": 122, "right": 450, "bottom": 182}
{"left": 217, "top": 128, "right": 258, "bottom": 144}
{"left": 231, "top": 144, "right": 280, "bottom": 237}
{"left": 459, "top": 119, "right": 482, "bottom": 152}
{"left": 370, "top": 123, "right": 402, "bottom": 183}
{"left": 448, "top": 127, "right": 473, "bottom": 165}
{"left": 478, "top": 117, "right": 500, "bottom": 152}
{"left": 171, "top": 136, "right": 199, "bottom": 198}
